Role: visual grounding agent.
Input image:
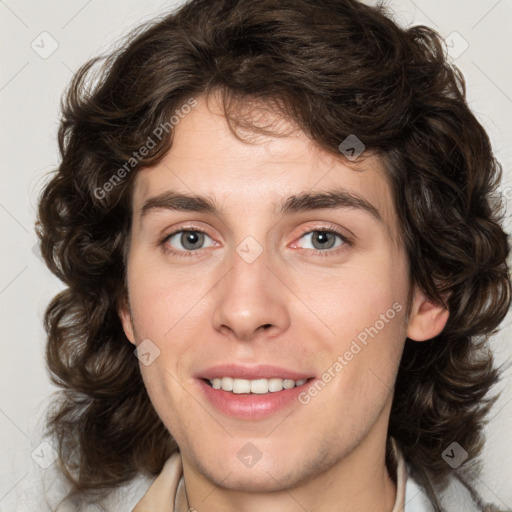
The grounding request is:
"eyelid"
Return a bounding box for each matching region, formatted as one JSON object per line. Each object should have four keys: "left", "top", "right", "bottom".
{"left": 165, "top": 229, "right": 215, "bottom": 247}
{"left": 290, "top": 224, "right": 353, "bottom": 248}
{"left": 159, "top": 224, "right": 218, "bottom": 257}
{"left": 160, "top": 221, "right": 215, "bottom": 242}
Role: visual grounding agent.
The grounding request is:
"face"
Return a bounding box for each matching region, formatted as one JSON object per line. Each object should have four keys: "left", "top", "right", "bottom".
{"left": 119, "top": 95, "right": 447, "bottom": 496}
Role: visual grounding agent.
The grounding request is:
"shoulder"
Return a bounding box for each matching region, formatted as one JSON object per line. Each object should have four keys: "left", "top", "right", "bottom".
{"left": 1, "top": 456, "right": 155, "bottom": 512}
{"left": 404, "top": 461, "right": 504, "bottom": 512}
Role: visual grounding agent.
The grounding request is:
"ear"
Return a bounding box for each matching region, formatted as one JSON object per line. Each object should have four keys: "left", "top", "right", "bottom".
{"left": 407, "top": 287, "right": 449, "bottom": 342}
{"left": 118, "top": 297, "right": 136, "bottom": 346}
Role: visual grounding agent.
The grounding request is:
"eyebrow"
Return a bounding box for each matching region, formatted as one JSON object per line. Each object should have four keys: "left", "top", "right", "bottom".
{"left": 139, "top": 189, "right": 382, "bottom": 222}
{"left": 140, "top": 191, "right": 217, "bottom": 217}
{"left": 278, "top": 189, "right": 382, "bottom": 221}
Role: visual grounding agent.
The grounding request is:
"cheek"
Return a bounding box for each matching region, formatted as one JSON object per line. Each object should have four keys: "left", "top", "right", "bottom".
{"left": 296, "top": 249, "right": 409, "bottom": 398}
{"left": 301, "top": 253, "right": 408, "bottom": 344}
{"left": 125, "top": 252, "right": 214, "bottom": 388}
{"left": 126, "top": 251, "right": 210, "bottom": 340}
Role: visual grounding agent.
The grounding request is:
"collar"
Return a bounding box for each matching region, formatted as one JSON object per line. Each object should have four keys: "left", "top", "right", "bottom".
{"left": 132, "top": 439, "right": 408, "bottom": 512}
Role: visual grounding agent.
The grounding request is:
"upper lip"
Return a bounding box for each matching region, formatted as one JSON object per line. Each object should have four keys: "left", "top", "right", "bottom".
{"left": 196, "top": 364, "right": 314, "bottom": 381}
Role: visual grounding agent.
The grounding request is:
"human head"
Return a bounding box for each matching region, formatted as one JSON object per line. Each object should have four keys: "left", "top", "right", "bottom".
{"left": 37, "top": 0, "right": 510, "bottom": 504}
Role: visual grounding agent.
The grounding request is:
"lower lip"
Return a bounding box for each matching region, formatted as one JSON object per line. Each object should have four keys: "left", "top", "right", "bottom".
{"left": 197, "top": 379, "right": 314, "bottom": 420}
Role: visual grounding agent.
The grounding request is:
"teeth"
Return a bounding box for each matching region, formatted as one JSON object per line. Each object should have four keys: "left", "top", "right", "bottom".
{"left": 250, "top": 379, "right": 269, "bottom": 394}
{"left": 268, "top": 378, "right": 284, "bottom": 392}
{"left": 233, "top": 378, "right": 251, "bottom": 394}
{"left": 208, "top": 377, "right": 309, "bottom": 394}
{"left": 283, "top": 379, "right": 295, "bottom": 389}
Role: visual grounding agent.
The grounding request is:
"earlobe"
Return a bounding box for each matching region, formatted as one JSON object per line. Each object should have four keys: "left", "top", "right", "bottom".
{"left": 118, "top": 300, "right": 136, "bottom": 346}
{"left": 406, "top": 288, "right": 449, "bottom": 342}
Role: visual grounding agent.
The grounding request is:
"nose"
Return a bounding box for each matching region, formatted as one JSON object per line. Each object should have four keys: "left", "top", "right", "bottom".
{"left": 211, "top": 248, "right": 290, "bottom": 342}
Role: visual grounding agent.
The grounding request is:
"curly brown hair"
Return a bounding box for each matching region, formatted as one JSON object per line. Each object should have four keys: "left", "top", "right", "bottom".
{"left": 36, "top": 0, "right": 510, "bottom": 508}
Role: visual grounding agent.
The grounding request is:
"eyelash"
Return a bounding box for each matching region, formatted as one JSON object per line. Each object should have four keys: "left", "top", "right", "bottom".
{"left": 159, "top": 226, "right": 352, "bottom": 258}
{"left": 160, "top": 227, "right": 216, "bottom": 258}
{"left": 298, "top": 227, "right": 352, "bottom": 258}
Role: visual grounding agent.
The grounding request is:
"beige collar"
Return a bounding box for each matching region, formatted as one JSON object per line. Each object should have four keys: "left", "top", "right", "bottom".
{"left": 132, "top": 440, "right": 407, "bottom": 512}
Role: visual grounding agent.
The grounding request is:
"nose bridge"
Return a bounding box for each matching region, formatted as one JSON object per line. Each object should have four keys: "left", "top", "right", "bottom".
{"left": 212, "top": 241, "right": 290, "bottom": 340}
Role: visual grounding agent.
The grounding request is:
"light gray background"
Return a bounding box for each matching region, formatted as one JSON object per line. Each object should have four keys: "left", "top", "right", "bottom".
{"left": 1, "top": 0, "right": 511, "bottom": 509}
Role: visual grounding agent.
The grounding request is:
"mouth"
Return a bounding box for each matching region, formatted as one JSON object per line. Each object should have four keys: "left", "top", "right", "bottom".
{"left": 196, "top": 365, "right": 316, "bottom": 419}
{"left": 204, "top": 377, "right": 309, "bottom": 394}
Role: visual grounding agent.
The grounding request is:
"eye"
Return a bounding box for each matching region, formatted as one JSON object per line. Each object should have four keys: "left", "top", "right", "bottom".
{"left": 296, "top": 229, "right": 347, "bottom": 252}
{"left": 163, "top": 230, "right": 216, "bottom": 253}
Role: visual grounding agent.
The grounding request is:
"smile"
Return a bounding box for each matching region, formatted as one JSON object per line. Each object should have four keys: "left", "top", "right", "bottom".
{"left": 208, "top": 377, "right": 308, "bottom": 394}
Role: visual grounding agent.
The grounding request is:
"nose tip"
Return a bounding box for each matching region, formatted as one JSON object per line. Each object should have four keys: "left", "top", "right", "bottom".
{"left": 211, "top": 260, "right": 290, "bottom": 342}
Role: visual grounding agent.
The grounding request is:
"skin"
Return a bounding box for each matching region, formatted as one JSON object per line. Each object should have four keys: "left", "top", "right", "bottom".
{"left": 119, "top": 94, "right": 448, "bottom": 512}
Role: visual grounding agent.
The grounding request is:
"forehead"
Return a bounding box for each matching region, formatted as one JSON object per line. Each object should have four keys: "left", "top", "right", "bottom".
{"left": 131, "top": 96, "right": 398, "bottom": 235}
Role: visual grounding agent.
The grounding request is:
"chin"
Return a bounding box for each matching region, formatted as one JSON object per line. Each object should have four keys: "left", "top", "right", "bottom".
{"left": 201, "top": 463, "right": 304, "bottom": 493}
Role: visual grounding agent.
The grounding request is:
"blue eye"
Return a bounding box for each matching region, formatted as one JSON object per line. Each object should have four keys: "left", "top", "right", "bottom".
{"left": 298, "top": 230, "right": 346, "bottom": 251}
{"left": 164, "top": 230, "right": 215, "bottom": 253}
